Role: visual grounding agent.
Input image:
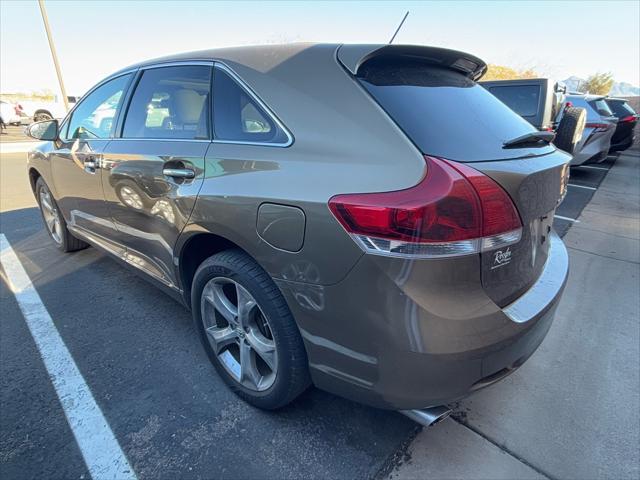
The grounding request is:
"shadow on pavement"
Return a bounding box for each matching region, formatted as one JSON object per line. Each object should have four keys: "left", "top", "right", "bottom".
{"left": 1, "top": 207, "right": 416, "bottom": 480}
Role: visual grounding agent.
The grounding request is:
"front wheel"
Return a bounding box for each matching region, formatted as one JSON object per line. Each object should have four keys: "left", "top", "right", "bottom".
{"left": 191, "top": 249, "right": 311, "bottom": 409}
{"left": 35, "top": 177, "right": 88, "bottom": 252}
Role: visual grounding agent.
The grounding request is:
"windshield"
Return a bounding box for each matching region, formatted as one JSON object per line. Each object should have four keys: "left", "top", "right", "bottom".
{"left": 357, "top": 59, "right": 554, "bottom": 161}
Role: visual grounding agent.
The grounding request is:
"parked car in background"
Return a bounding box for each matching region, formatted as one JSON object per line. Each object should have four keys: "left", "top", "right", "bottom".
{"left": 605, "top": 97, "right": 638, "bottom": 152}
{"left": 564, "top": 94, "right": 617, "bottom": 165}
{"left": 25, "top": 44, "right": 570, "bottom": 426}
{"left": 20, "top": 95, "right": 78, "bottom": 122}
{"left": 481, "top": 78, "right": 586, "bottom": 155}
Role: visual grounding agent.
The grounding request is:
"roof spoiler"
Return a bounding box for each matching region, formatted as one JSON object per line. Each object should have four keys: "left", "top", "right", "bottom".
{"left": 337, "top": 44, "right": 488, "bottom": 81}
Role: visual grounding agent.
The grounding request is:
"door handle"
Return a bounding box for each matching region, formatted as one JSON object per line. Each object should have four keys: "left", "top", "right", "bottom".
{"left": 163, "top": 168, "right": 195, "bottom": 179}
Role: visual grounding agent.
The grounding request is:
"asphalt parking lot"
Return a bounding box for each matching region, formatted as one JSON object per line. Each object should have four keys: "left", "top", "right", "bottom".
{"left": 1, "top": 144, "right": 639, "bottom": 479}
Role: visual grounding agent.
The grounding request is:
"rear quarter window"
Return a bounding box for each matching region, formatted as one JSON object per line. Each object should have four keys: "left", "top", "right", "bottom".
{"left": 212, "top": 66, "right": 290, "bottom": 145}
{"left": 356, "top": 58, "right": 552, "bottom": 162}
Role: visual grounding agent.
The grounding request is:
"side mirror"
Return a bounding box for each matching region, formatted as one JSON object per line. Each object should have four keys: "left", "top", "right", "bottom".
{"left": 26, "top": 119, "right": 59, "bottom": 141}
{"left": 555, "top": 82, "right": 567, "bottom": 94}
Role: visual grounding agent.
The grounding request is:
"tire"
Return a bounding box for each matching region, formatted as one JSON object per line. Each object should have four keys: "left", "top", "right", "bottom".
{"left": 34, "top": 110, "right": 53, "bottom": 122}
{"left": 554, "top": 107, "right": 587, "bottom": 154}
{"left": 191, "top": 249, "right": 310, "bottom": 409}
{"left": 35, "top": 177, "right": 88, "bottom": 253}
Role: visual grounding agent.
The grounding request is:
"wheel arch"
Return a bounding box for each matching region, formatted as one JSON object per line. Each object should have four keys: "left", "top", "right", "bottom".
{"left": 178, "top": 231, "right": 253, "bottom": 307}
{"left": 28, "top": 167, "right": 42, "bottom": 193}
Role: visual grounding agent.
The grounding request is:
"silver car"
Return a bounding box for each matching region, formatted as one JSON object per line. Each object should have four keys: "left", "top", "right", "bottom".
{"left": 565, "top": 94, "right": 617, "bottom": 166}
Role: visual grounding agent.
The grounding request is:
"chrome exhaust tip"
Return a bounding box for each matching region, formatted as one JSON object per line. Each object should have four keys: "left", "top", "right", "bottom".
{"left": 400, "top": 406, "right": 452, "bottom": 427}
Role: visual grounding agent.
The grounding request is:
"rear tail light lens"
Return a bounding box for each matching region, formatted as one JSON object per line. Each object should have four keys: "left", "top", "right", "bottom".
{"left": 620, "top": 115, "right": 637, "bottom": 123}
{"left": 585, "top": 123, "right": 611, "bottom": 132}
{"left": 328, "top": 156, "right": 522, "bottom": 258}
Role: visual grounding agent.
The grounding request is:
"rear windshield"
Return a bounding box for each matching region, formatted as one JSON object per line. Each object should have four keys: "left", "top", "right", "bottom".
{"left": 357, "top": 59, "right": 553, "bottom": 161}
{"left": 486, "top": 85, "right": 540, "bottom": 118}
{"left": 606, "top": 100, "right": 636, "bottom": 117}
{"left": 588, "top": 98, "right": 613, "bottom": 117}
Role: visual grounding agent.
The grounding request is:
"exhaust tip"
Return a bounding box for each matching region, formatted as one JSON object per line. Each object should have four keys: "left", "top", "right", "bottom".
{"left": 400, "top": 406, "right": 452, "bottom": 427}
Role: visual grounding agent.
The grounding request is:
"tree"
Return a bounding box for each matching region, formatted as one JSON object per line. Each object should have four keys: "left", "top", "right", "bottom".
{"left": 578, "top": 73, "right": 614, "bottom": 95}
{"left": 482, "top": 64, "right": 539, "bottom": 81}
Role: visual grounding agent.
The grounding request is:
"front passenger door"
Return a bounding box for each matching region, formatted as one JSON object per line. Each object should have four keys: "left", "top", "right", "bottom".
{"left": 101, "top": 64, "right": 212, "bottom": 288}
{"left": 50, "top": 73, "right": 133, "bottom": 247}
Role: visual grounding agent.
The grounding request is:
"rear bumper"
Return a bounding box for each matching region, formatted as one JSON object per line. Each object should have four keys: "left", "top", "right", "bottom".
{"left": 278, "top": 233, "right": 569, "bottom": 410}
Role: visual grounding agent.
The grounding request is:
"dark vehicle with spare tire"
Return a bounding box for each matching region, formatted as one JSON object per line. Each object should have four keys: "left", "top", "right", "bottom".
{"left": 481, "top": 78, "right": 586, "bottom": 155}
{"left": 25, "top": 44, "right": 570, "bottom": 427}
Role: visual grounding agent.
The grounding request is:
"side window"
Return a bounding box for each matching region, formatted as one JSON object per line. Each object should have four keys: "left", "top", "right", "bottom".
{"left": 589, "top": 99, "right": 613, "bottom": 117}
{"left": 66, "top": 74, "right": 132, "bottom": 140}
{"left": 122, "top": 65, "right": 211, "bottom": 140}
{"left": 213, "top": 66, "right": 290, "bottom": 144}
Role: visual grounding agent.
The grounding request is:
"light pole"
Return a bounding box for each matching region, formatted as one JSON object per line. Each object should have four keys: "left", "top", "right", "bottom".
{"left": 37, "top": 0, "right": 69, "bottom": 112}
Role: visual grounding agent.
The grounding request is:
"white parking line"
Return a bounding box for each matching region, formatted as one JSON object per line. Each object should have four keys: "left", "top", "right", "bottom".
{"left": 568, "top": 183, "right": 597, "bottom": 191}
{"left": 0, "top": 234, "right": 137, "bottom": 480}
{"left": 576, "top": 165, "right": 609, "bottom": 171}
{"left": 554, "top": 215, "right": 580, "bottom": 223}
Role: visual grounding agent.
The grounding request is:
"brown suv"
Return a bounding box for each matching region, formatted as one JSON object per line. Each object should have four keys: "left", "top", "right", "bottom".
{"left": 26, "top": 44, "right": 570, "bottom": 426}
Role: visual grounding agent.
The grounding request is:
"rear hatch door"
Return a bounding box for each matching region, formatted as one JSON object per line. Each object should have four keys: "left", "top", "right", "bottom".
{"left": 347, "top": 51, "right": 571, "bottom": 307}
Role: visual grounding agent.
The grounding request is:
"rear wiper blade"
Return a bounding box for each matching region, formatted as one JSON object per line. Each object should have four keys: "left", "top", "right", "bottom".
{"left": 503, "top": 131, "right": 556, "bottom": 148}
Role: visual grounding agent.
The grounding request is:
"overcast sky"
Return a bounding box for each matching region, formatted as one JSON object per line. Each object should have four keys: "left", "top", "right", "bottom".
{"left": 1, "top": 0, "right": 638, "bottom": 97}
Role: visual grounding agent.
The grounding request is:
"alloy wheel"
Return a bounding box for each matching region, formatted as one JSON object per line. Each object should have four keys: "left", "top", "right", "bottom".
{"left": 200, "top": 277, "right": 277, "bottom": 391}
{"left": 39, "top": 188, "right": 62, "bottom": 245}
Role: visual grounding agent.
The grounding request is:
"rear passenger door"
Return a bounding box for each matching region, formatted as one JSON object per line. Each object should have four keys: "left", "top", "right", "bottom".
{"left": 101, "top": 63, "right": 212, "bottom": 288}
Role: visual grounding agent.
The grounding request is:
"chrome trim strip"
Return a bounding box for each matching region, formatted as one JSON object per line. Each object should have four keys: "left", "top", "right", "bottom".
{"left": 109, "top": 61, "right": 293, "bottom": 147}
{"left": 213, "top": 62, "right": 294, "bottom": 148}
{"left": 503, "top": 232, "right": 569, "bottom": 324}
{"left": 139, "top": 61, "right": 214, "bottom": 69}
{"left": 107, "top": 138, "right": 210, "bottom": 143}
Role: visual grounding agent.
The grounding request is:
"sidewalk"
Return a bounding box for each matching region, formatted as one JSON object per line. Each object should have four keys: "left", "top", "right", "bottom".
{"left": 387, "top": 150, "right": 640, "bottom": 479}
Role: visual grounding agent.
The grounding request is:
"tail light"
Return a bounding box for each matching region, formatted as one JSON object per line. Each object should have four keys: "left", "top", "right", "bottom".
{"left": 620, "top": 115, "right": 637, "bottom": 123}
{"left": 585, "top": 123, "right": 611, "bottom": 132}
{"left": 328, "top": 156, "right": 522, "bottom": 258}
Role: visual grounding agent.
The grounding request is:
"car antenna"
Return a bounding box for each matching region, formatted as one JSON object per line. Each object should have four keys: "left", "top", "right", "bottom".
{"left": 389, "top": 11, "right": 409, "bottom": 44}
